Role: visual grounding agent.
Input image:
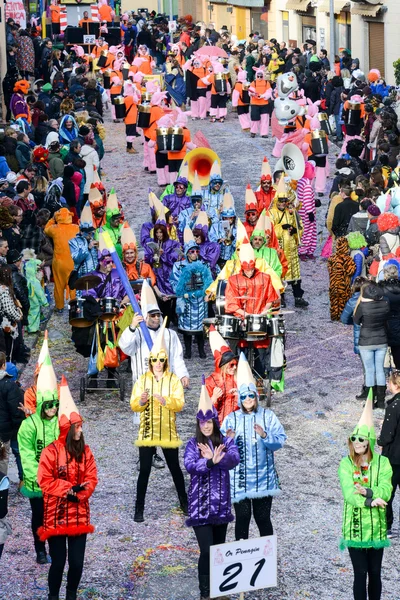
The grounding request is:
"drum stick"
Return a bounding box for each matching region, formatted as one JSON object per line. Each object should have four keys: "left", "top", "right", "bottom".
{"left": 100, "top": 229, "right": 153, "bottom": 350}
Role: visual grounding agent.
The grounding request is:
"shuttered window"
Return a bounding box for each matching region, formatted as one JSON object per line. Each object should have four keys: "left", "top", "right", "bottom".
{"left": 369, "top": 22, "right": 385, "bottom": 78}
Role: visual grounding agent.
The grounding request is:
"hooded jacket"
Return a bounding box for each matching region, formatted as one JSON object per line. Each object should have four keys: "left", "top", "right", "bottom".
{"left": 205, "top": 356, "right": 238, "bottom": 424}
{"left": 221, "top": 399, "right": 286, "bottom": 503}
{"left": 184, "top": 435, "right": 239, "bottom": 527}
{"left": 130, "top": 369, "right": 184, "bottom": 448}
{"left": 17, "top": 385, "right": 59, "bottom": 497}
{"left": 353, "top": 298, "right": 390, "bottom": 347}
{"left": 37, "top": 402, "right": 98, "bottom": 541}
{"left": 69, "top": 233, "right": 99, "bottom": 277}
{"left": 338, "top": 421, "right": 392, "bottom": 549}
{"left": 379, "top": 279, "right": 400, "bottom": 346}
{"left": 80, "top": 144, "right": 100, "bottom": 194}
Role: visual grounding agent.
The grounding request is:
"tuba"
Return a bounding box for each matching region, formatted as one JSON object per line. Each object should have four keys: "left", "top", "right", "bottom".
{"left": 185, "top": 148, "right": 221, "bottom": 186}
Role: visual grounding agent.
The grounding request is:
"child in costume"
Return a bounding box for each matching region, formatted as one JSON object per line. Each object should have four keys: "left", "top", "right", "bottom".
{"left": 221, "top": 353, "right": 286, "bottom": 541}
{"left": 338, "top": 391, "right": 392, "bottom": 599}
{"left": 38, "top": 376, "right": 98, "bottom": 600}
{"left": 205, "top": 327, "right": 238, "bottom": 424}
{"left": 18, "top": 354, "right": 59, "bottom": 564}
{"left": 184, "top": 379, "right": 239, "bottom": 600}
{"left": 24, "top": 258, "right": 49, "bottom": 333}
{"left": 130, "top": 320, "right": 187, "bottom": 522}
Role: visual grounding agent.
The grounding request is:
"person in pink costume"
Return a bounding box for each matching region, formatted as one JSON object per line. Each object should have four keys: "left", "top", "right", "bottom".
{"left": 305, "top": 114, "right": 329, "bottom": 196}
{"left": 145, "top": 91, "right": 168, "bottom": 179}
{"left": 297, "top": 161, "right": 317, "bottom": 259}
{"left": 151, "top": 113, "right": 174, "bottom": 186}
{"left": 167, "top": 109, "right": 196, "bottom": 184}
{"left": 248, "top": 67, "right": 273, "bottom": 137}
{"left": 272, "top": 96, "right": 318, "bottom": 159}
{"left": 202, "top": 60, "right": 231, "bottom": 123}
{"left": 339, "top": 94, "right": 365, "bottom": 158}
{"left": 140, "top": 81, "right": 161, "bottom": 172}
{"left": 183, "top": 57, "right": 208, "bottom": 120}
{"left": 232, "top": 69, "right": 251, "bottom": 131}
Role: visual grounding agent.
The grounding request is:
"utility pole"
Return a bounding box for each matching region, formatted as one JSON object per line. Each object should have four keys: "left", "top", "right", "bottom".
{"left": 329, "top": 0, "right": 335, "bottom": 67}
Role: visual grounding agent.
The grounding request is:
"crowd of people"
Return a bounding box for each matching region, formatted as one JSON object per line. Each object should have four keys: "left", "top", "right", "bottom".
{"left": 0, "top": 5, "right": 400, "bottom": 600}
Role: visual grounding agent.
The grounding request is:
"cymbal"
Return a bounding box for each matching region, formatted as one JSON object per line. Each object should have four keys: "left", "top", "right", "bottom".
{"left": 74, "top": 274, "right": 102, "bottom": 290}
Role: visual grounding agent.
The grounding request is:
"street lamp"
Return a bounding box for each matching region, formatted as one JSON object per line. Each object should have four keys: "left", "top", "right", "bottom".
{"left": 329, "top": 0, "right": 335, "bottom": 67}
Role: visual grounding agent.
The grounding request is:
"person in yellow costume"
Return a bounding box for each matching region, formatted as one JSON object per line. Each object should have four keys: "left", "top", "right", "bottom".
{"left": 206, "top": 217, "right": 284, "bottom": 300}
{"left": 44, "top": 208, "right": 79, "bottom": 313}
{"left": 130, "top": 318, "right": 187, "bottom": 523}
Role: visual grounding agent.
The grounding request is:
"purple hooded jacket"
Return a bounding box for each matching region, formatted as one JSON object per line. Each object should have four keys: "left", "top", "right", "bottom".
{"left": 184, "top": 436, "right": 240, "bottom": 527}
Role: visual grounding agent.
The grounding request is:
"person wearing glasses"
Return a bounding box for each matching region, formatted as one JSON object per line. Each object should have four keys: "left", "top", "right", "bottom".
{"left": 18, "top": 354, "right": 59, "bottom": 565}
{"left": 338, "top": 392, "right": 392, "bottom": 600}
{"left": 170, "top": 229, "right": 213, "bottom": 360}
{"left": 220, "top": 353, "right": 286, "bottom": 541}
{"left": 130, "top": 320, "right": 187, "bottom": 523}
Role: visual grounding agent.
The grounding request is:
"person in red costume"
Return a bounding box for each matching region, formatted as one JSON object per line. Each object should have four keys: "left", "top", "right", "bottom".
{"left": 205, "top": 326, "right": 238, "bottom": 424}
{"left": 38, "top": 376, "right": 98, "bottom": 600}
{"left": 255, "top": 158, "right": 275, "bottom": 213}
{"left": 225, "top": 241, "right": 280, "bottom": 380}
{"left": 243, "top": 184, "right": 259, "bottom": 239}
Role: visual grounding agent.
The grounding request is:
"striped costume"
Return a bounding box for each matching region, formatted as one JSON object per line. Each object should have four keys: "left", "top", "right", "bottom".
{"left": 297, "top": 175, "right": 317, "bottom": 257}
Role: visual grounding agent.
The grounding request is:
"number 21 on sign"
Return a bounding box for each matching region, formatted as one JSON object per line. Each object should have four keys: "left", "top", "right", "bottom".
{"left": 210, "top": 535, "right": 277, "bottom": 598}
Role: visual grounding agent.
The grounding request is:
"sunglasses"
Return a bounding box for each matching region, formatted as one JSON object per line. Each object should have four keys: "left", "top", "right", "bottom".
{"left": 240, "top": 393, "right": 256, "bottom": 401}
{"left": 188, "top": 249, "right": 199, "bottom": 254}
{"left": 246, "top": 211, "right": 257, "bottom": 216}
{"left": 43, "top": 401, "right": 60, "bottom": 409}
{"left": 350, "top": 436, "right": 367, "bottom": 443}
{"left": 151, "top": 357, "right": 166, "bottom": 363}
{"left": 102, "top": 259, "right": 113, "bottom": 265}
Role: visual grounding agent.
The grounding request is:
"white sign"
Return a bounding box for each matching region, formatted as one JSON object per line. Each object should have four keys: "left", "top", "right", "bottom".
{"left": 168, "top": 20, "right": 177, "bottom": 33}
{"left": 83, "top": 35, "right": 96, "bottom": 44}
{"left": 210, "top": 535, "right": 277, "bottom": 598}
{"left": 5, "top": 0, "right": 27, "bottom": 28}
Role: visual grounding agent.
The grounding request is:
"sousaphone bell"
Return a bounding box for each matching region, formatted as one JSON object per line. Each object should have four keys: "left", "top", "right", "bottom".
{"left": 185, "top": 147, "right": 221, "bottom": 186}
{"left": 280, "top": 143, "right": 306, "bottom": 181}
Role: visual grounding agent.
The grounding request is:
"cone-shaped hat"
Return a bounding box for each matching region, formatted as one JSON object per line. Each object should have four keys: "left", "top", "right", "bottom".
{"left": 121, "top": 221, "right": 137, "bottom": 251}
{"left": 236, "top": 352, "right": 257, "bottom": 405}
{"left": 98, "top": 229, "right": 111, "bottom": 258}
{"left": 89, "top": 185, "right": 103, "bottom": 205}
{"left": 35, "top": 331, "right": 49, "bottom": 376}
{"left": 252, "top": 211, "right": 265, "bottom": 237}
{"left": 92, "top": 168, "right": 101, "bottom": 185}
{"left": 261, "top": 157, "right": 272, "bottom": 179}
{"left": 191, "top": 171, "right": 202, "bottom": 196}
{"left": 58, "top": 375, "right": 82, "bottom": 435}
{"left": 80, "top": 202, "right": 94, "bottom": 229}
{"left": 210, "top": 160, "right": 222, "bottom": 178}
{"left": 106, "top": 188, "right": 120, "bottom": 213}
{"left": 149, "top": 317, "right": 168, "bottom": 358}
{"left": 151, "top": 193, "right": 166, "bottom": 219}
{"left": 236, "top": 218, "right": 249, "bottom": 249}
{"left": 179, "top": 161, "right": 189, "bottom": 180}
{"left": 239, "top": 239, "right": 255, "bottom": 270}
{"left": 37, "top": 354, "right": 58, "bottom": 408}
{"left": 209, "top": 325, "right": 237, "bottom": 369}
{"left": 222, "top": 191, "right": 234, "bottom": 212}
{"left": 197, "top": 374, "right": 219, "bottom": 422}
{"left": 194, "top": 211, "right": 209, "bottom": 230}
{"left": 141, "top": 278, "right": 160, "bottom": 317}
{"left": 184, "top": 227, "right": 196, "bottom": 246}
{"left": 276, "top": 175, "right": 287, "bottom": 198}
{"left": 245, "top": 184, "right": 257, "bottom": 212}
{"left": 351, "top": 388, "right": 376, "bottom": 445}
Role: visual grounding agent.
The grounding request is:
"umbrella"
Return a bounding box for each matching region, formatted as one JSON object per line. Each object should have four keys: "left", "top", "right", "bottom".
{"left": 195, "top": 46, "right": 228, "bottom": 59}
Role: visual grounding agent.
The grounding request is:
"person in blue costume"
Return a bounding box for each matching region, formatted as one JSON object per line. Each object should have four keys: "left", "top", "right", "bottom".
{"left": 221, "top": 352, "right": 286, "bottom": 540}
{"left": 170, "top": 228, "right": 213, "bottom": 360}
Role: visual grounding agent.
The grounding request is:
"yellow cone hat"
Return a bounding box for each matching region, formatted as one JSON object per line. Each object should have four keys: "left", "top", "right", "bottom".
{"left": 149, "top": 316, "right": 168, "bottom": 359}
{"left": 239, "top": 239, "right": 255, "bottom": 270}
{"left": 89, "top": 185, "right": 103, "bottom": 205}
{"left": 261, "top": 157, "right": 272, "bottom": 179}
{"left": 222, "top": 191, "right": 234, "bottom": 212}
{"left": 194, "top": 211, "right": 209, "bottom": 230}
{"left": 236, "top": 218, "right": 249, "bottom": 249}
{"left": 210, "top": 160, "right": 222, "bottom": 179}
{"left": 121, "top": 221, "right": 137, "bottom": 251}
{"left": 276, "top": 175, "right": 287, "bottom": 198}
{"left": 80, "top": 201, "right": 94, "bottom": 229}
{"left": 106, "top": 188, "right": 119, "bottom": 212}
{"left": 183, "top": 227, "right": 196, "bottom": 246}
{"left": 245, "top": 184, "right": 257, "bottom": 212}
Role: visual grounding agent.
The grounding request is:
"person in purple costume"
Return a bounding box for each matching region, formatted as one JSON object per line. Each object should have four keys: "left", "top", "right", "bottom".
{"left": 84, "top": 249, "right": 127, "bottom": 302}
{"left": 193, "top": 211, "right": 221, "bottom": 277}
{"left": 184, "top": 379, "right": 239, "bottom": 600}
{"left": 162, "top": 177, "right": 191, "bottom": 219}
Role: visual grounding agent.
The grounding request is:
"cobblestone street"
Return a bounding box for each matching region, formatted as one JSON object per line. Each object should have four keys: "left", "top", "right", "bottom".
{"left": 1, "top": 108, "right": 399, "bottom": 600}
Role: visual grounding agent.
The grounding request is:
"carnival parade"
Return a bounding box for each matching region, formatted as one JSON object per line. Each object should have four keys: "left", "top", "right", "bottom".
{"left": 0, "top": 3, "right": 400, "bottom": 599}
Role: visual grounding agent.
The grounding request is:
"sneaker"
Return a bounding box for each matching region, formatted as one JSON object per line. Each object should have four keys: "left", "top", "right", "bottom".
{"left": 152, "top": 453, "right": 165, "bottom": 469}
{"left": 294, "top": 298, "right": 309, "bottom": 308}
{"left": 387, "top": 529, "right": 393, "bottom": 538}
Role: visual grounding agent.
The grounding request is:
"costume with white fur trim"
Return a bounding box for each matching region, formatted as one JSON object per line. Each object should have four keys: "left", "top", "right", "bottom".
{"left": 249, "top": 68, "right": 272, "bottom": 137}
{"left": 220, "top": 353, "right": 286, "bottom": 503}
{"left": 37, "top": 376, "right": 98, "bottom": 541}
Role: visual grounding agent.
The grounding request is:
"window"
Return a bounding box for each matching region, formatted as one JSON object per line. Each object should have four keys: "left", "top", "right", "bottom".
{"left": 282, "top": 11, "right": 289, "bottom": 44}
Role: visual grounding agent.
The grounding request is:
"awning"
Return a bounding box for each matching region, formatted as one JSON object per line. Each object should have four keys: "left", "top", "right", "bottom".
{"left": 318, "top": 0, "right": 350, "bottom": 13}
{"left": 351, "top": 2, "right": 382, "bottom": 16}
{"left": 285, "top": 0, "right": 311, "bottom": 11}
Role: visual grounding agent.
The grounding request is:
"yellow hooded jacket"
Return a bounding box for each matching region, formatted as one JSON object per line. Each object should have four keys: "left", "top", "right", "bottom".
{"left": 130, "top": 370, "right": 184, "bottom": 448}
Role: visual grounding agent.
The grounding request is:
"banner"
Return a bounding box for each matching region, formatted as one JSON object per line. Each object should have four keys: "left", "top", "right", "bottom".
{"left": 5, "top": 0, "right": 27, "bottom": 28}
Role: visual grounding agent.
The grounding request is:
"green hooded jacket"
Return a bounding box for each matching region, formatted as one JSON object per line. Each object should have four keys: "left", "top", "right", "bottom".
{"left": 95, "top": 208, "right": 123, "bottom": 259}
{"left": 338, "top": 420, "right": 393, "bottom": 550}
{"left": 17, "top": 380, "right": 59, "bottom": 498}
{"left": 233, "top": 230, "right": 282, "bottom": 278}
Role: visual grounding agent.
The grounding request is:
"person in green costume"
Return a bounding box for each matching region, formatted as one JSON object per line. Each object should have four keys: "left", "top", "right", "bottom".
{"left": 338, "top": 390, "right": 392, "bottom": 600}
{"left": 94, "top": 188, "right": 123, "bottom": 259}
{"left": 18, "top": 353, "right": 59, "bottom": 565}
{"left": 249, "top": 211, "right": 283, "bottom": 279}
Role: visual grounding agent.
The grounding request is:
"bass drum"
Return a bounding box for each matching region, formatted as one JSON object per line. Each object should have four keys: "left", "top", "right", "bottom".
{"left": 215, "top": 280, "right": 227, "bottom": 316}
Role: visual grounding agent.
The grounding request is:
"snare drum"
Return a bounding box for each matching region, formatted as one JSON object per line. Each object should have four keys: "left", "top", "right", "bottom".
{"left": 216, "top": 315, "right": 241, "bottom": 339}
{"left": 99, "top": 297, "right": 120, "bottom": 321}
{"left": 245, "top": 314, "right": 268, "bottom": 337}
{"left": 215, "top": 280, "right": 227, "bottom": 316}
{"left": 69, "top": 298, "right": 94, "bottom": 328}
{"left": 267, "top": 315, "right": 285, "bottom": 337}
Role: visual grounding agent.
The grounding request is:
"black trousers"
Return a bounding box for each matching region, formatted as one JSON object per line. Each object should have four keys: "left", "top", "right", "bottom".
{"left": 48, "top": 534, "right": 87, "bottom": 595}
{"left": 233, "top": 496, "right": 273, "bottom": 540}
{"left": 135, "top": 446, "right": 186, "bottom": 510}
{"left": 386, "top": 463, "right": 400, "bottom": 530}
{"left": 193, "top": 523, "right": 228, "bottom": 597}
{"left": 29, "top": 497, "right": 45, "bottom": 553}
{"left": 348, "top": 547, "right": 384, "bottom": 600}
{"left": 390, "top": 345, "right": 400, "bottom": 369}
